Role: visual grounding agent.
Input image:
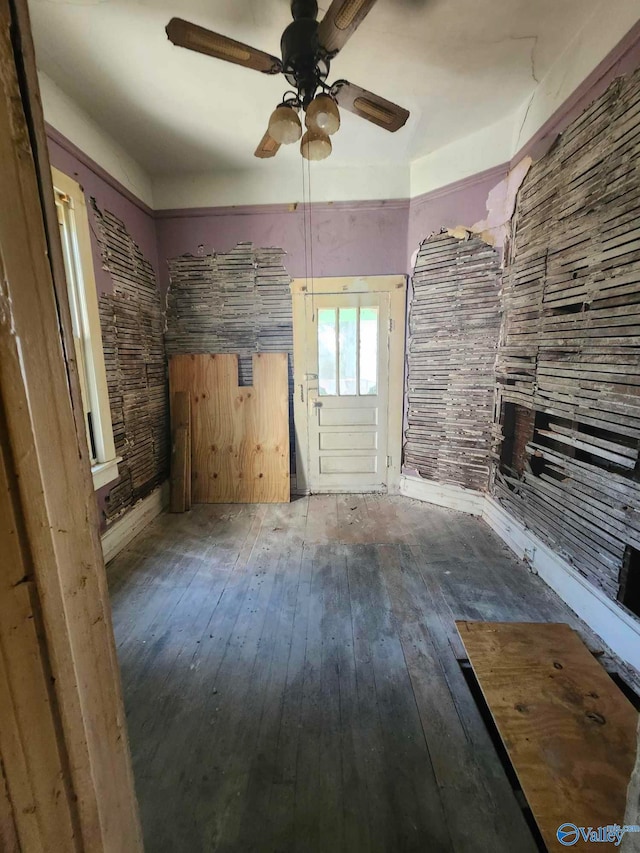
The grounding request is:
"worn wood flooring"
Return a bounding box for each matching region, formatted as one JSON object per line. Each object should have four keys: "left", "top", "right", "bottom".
{"left": 108, "top": 494, "right": 620, "bottom": 853}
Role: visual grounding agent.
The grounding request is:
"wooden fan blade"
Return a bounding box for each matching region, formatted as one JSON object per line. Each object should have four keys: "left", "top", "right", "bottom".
{"left": 333, "top": 81, "right": 409, "bottom": 132}
{"left": 317, "top": 0, "right": 379, "bottom": 55}
{"left": 254, "top": 130, "right": 281, "bottom": 159}
{"left": 166, "top": 18, "right": 282, "bottom": 75}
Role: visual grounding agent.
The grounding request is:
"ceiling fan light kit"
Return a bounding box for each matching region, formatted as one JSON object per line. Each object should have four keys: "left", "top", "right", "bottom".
{"left": 306, "top": 94, "right": 340, "bottom": 135}
{"left": 166, "top": 0, "right": 409, "bottom": 162}
{"left": 301, "top": 127, "right": 332, "bottom": 161}
{"left": 268, "top": 104, "right": 303, "bottom": 145}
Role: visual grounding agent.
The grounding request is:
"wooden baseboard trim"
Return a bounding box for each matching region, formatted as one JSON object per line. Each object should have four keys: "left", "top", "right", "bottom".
{"left": 394, "top": 477, "right": 640, "bottom": 672}
{"left": 101, "top": 482, "right": 169, "bottom": 563}
{"left": 398, "top": 474, "right": 485, "bottom": 515}
{"left": 483, "top": 497, "right": 640, "bottom": 673}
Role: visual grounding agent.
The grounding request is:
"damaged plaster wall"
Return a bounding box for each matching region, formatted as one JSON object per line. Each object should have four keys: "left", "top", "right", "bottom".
{"left": 448, "top": 158, "right": 532, "bottom": 250}
{"left": 493, "top": 68, "right": 640, "bottom": 613}
{"left": 47, "top": 128, "right": 166, "bottom": 531}
{"left": 96, "top": 205, "right": 169, "bottom": 526}
{"left": 404, "top": 233, "right": 502, "bottom": 491}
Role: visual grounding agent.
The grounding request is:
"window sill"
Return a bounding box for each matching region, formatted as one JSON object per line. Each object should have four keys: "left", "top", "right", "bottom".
{"left": 91, "top": 457, "right": 122, "bottom": 490}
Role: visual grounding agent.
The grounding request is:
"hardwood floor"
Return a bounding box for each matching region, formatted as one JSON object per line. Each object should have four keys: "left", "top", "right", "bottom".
{"left": 108, "top": 494, "right": 617, "bottom": 852}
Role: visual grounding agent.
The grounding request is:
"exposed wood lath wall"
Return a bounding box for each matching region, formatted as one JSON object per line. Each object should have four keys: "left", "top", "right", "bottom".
{"left": 404, "top": 233, "right": 502, "bottom": 491}
{"left": 494, "top": 69, "right": 640, "bottom": 605}
{"left": 166, "top": 242, "right": 294, "bottom": 462}
{"left": 96, "top": 206, "right": 169, "bottom": 525}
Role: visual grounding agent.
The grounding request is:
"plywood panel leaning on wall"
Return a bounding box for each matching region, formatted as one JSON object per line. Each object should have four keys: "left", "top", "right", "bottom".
{"left": 170, "top": 390, "right": 191, "bottom": 512}
{"left": 170, "top": 353, "right": 290, "bottom": 503}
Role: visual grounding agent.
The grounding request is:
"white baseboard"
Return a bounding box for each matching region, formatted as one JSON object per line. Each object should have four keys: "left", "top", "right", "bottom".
{"left": 483, "top": 496, "right": 640, "bottom": 673}
{"left": 101, "top": 482, "right": 169, "bottom": 564}
{"left": 399, "top": 474, "right": 485, "bottom": 515}
{"left": 396, "top": 474, "right": 640, "bottom": 673}
{"left": 98, "top": 472, "right": 640, "bottom": 673}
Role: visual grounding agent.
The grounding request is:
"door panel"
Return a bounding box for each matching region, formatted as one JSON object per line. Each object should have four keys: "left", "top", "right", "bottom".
{"left": 305, "top": 291, "right": 389, "bottom": 491}
{"left": 319, "top": 432, "right": 378, "bottom": 450}
{"left": 318, "top": 407, "right": 379, "bottom": 426}
{"left": 319, "top": 456, "right": 378, "bottom": 474}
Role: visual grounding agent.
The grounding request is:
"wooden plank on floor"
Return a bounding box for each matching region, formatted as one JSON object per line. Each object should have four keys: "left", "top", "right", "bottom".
{"left": 348, "top": 543, "right": 452, "bottom": 852}
{"left": 170, "top": 390, "right": 191, "bottom": 513}
{"left": 456, "top": 621, "right": 638, "bottom": 853}
{"left": 379, "top": 543, "right": 537, "bottom": 853}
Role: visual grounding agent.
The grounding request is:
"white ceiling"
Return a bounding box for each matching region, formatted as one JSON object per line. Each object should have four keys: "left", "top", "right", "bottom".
{"left": 29, "top": 0, "right": 602, "bottom": 175}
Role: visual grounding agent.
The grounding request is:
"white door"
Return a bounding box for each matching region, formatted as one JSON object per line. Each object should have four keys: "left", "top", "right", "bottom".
{"left": 294, "top": 276, "right": 404, "bottom": 492}
{"left": 306, "top": 291, "right": 389, "bottom": 491}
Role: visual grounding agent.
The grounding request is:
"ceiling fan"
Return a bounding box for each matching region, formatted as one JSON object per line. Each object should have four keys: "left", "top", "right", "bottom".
{"left": 166, "top": 0, "right": 410, "bottom": 162}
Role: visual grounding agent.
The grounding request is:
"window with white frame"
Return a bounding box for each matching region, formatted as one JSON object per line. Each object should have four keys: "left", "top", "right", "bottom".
{"left": 52, "top": 167, "right": 120, "bottom": 490}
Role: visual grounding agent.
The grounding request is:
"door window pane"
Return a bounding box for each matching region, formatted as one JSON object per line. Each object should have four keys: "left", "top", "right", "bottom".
{"left": 339, "top": 307, "right": 357, "bottom": 395}
{"left": 359, "top": 306, "right": 378, "bottom": 395}
{"left": 318, "top": 308, "right": 337, "bottom": 396}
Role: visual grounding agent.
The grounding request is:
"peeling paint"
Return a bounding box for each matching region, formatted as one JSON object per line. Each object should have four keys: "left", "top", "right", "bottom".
{"left": 446, "top": 157, "right": 532, "bottom": 250}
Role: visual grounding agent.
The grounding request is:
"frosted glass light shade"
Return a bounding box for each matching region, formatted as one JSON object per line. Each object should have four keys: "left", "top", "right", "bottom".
{"left": 300, "top": 128, "right": 332, "bottom": 161}
{"left": 268, "top": 105, "right": 302, "bottom": 145}
{"left": 306, "top": 95, "right": 340, "bottom": 135}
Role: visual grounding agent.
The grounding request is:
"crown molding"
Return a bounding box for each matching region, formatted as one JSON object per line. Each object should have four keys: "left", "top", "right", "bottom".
{"left": 45, "top": 123, "right": 154, "bottom": 217}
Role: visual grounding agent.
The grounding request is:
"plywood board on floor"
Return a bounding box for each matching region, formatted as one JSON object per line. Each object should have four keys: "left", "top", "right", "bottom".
{"left": 457, "top": 620, "right": 638, "bottom": 852}
{"left": 169, "top": 353, "right": 290, "bottom": 503}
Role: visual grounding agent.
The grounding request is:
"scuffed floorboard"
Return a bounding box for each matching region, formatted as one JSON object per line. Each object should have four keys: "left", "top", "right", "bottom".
{"left": 108, "top": 495, "right": 634, "bottom": 853}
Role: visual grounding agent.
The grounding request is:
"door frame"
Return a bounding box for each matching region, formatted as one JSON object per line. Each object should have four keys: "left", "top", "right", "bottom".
{"left": 0, "top": 0, "right": 142, "bottom": 847}
{"left": 291, "top": 275, "right": 407, "bottom": 495}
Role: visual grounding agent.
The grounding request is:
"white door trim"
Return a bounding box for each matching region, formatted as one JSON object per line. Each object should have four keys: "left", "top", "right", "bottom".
{"left": 292, "top": 275, "right": 406, "bottom": 495}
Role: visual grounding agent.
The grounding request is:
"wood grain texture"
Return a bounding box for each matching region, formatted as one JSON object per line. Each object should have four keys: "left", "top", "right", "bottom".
{"left": 170, "top": 391, "right": 191, "bottom": 513}
{"left": 166, "top": 243, "right": 295, "bottom": 468}
{"left": 0, "top": 761, "right": 18, "bottom": 853}
{"left": 0, "top": 0, "right": 142, "bottom": 846}
{"left": 169, "top": 353, "right": 290, "bottom": 503}
{"left": 457, "top": 621, "right": 639, "bottom": 852}
{"left": 0, "top": 415, "right": 78, "bottom": 851}
{"left": 110, "top": 495, "right": 638, "bottom": 852}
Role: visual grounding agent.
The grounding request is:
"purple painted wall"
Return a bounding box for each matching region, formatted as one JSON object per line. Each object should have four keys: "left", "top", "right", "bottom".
{"left": 47, "top": 126, "right": 159, "bottom": 295}
{"left": 47, "top": 127, "right": 162, "bottom": 527}
{"left": 406, "top": 164, "right": 509, "bottom": 263}
{"left": 43, "top": 17, "right": 640, "bottom": 525}
{"left": 47, "top": 124, "right": 508, "bottom": 521}
{"left": 154, "top": 174, "right": 505, "bottom": 294}
{"left": 154, "top": 199, "right": 410, "bottom": 297}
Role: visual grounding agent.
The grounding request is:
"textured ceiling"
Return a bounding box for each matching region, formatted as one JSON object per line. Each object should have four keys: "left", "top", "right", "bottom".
{"left": 29, "top": 0, "right": 602, "bottom": 174}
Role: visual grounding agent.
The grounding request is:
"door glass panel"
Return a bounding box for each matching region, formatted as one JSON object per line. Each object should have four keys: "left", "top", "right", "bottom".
{"left": 359, "top": 306, "right": 378, "bottom": 395}
{"left": 339, "top": 307, "right": 357, "bottom": 395}
{"left": 318, "top": 308, "right": 337, "bottom": 396}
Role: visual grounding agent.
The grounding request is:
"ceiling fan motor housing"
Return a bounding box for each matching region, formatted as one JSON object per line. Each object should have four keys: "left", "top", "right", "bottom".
{"left": 291, "top": 0, "right": 318, "bottom": 19}
{"left": 282, "top": 0, "right": 327, "bottom": 107}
